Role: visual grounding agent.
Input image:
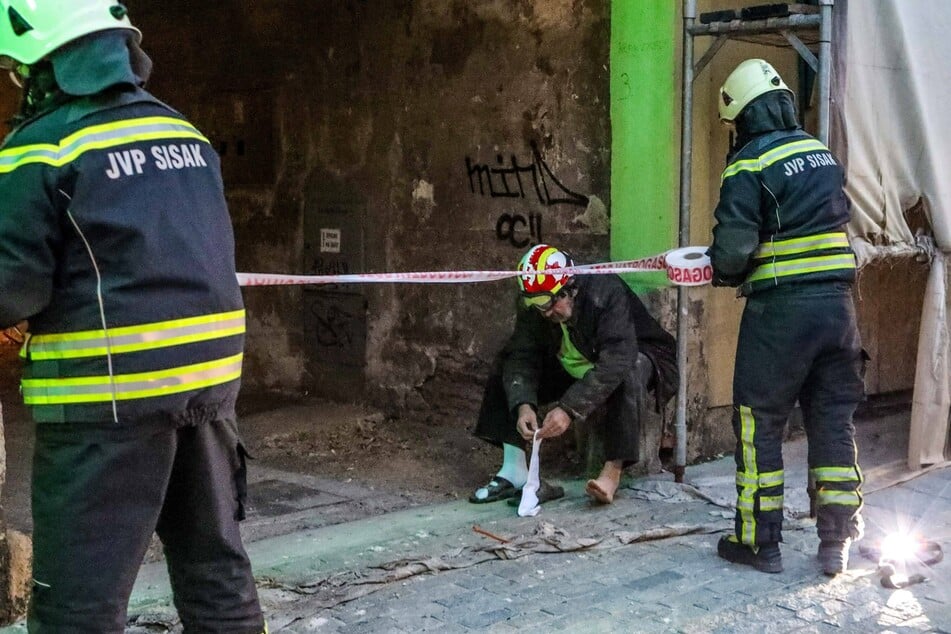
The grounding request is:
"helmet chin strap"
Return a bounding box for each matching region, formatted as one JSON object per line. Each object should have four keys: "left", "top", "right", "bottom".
{"left": 6, "top": 63, "right": 28, "bottom": 88}
{"left": 11, "top": 62, "right": 67, "bottom": 125}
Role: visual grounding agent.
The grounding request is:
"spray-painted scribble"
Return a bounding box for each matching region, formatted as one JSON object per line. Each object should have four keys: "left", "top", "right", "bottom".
{"left": 495, "top": 212, "right": 543, "bottom": 248}
{"left": 465, "top": 140, "right": 588, "bottom": 207}
{"left": 466, "top": 140, "right": 588, "bottom": 248}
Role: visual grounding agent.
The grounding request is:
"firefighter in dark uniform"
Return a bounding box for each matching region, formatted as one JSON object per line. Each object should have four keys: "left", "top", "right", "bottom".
{"left": 0, "top": 1, "right": 266, "bottom": 631}
{"left": 709, "top": 59, "right": 865, "bottom": 576}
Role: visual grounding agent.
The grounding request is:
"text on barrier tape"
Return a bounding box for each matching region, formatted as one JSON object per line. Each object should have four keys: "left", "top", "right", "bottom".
{"left": 237, "top": 246, "right": 712, "bottom": 288}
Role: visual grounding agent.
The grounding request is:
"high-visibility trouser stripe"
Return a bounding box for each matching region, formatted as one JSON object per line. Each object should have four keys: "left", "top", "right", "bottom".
{"left": 810, "top": 466, "right": 863, "bottom": 483}
{"left": 745, "top": 254, "right": 856, "bottom": 284}
{"left": 753, "top": 233, "right": 850, "bottom": 259}
{"left": 738, "top": 405, "right": 757, "bottom": 545}
{"left": 0, "top": 116, "right": 209, "bottom": 173}
{"left": 735, "top": 469, "right": 784, "bottom": 488}
{"left": 25, "top": 310, "right": 246, "bottom": 360}
{"left": 21, "top": 353, "right": 243, "bottom": 405}
{"left": 759, "top": 495, "right": 784, "bottom": 512}
{"left": 816, "top": 489, "right": 862, "bottom": 507}
{"left": 721, "top": 139, "right": 829, "bottom": 181}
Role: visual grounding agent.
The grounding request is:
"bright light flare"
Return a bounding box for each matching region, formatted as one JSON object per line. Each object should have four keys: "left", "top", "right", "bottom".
{"left": 880, "top": 532, "right": 921, "bottom": 563}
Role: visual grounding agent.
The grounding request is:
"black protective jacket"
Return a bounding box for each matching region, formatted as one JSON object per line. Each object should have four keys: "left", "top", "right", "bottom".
{"left": 709, "top": 128, "right": 855, "bottom": 296}
{"left": 0, "top": 86, "right": 245, "bottom": 423}
{"left": 500, "top": 274, "right": 677, "bottom": 421}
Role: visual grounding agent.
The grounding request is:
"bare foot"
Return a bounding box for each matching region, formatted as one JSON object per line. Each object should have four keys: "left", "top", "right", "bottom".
{"left": 585, "top": 462, "right": 622, "bottom": 504}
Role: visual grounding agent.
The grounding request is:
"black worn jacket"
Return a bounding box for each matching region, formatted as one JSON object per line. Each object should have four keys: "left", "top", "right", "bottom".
{"left": 500, "top": 274, "right": 677, "bottom": 421}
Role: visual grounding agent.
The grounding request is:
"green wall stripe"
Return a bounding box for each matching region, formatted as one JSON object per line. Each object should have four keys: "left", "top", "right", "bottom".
{"left": 610, "top": 1, "right": 678, "bottom": 290}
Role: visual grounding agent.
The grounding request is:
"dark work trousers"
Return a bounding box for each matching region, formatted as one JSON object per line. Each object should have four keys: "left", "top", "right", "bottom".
{"left": 474, "top": 352, "right": 654, "bottom": 464}
{"left": 732, "top": 281, "right": 865, "bottom": 547}
{"left": 29, "top": 415, "right": 265, "bottom": 634}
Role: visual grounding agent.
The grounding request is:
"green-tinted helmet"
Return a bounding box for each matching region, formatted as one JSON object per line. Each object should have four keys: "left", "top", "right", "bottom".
{"left": 718, "top": 58, "right": 792, "bottom": 123}
{"left": 0, "top": 0, "right": 140, "bottom": 69}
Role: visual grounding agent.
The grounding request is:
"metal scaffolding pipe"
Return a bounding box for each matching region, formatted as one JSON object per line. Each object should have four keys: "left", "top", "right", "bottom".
{"left": 688, "top": 13, "right": 821, "bottom": 37}
{"left": 674, "top": 0, "right": 697, "bottom": 483}
{"left": 817, "top": 0, "right": 834, "bottom": 144}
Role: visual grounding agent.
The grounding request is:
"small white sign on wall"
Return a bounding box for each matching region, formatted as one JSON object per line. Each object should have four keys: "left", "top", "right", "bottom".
{"left": 320, "top": 228, "right": 341, "bottom": 253}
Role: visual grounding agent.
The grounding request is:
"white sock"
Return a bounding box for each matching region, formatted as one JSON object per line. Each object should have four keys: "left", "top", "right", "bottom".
{"left": 495, "top": 443, "right": 528, "bottom": 488}
{"left": 472, "top": 444, "right": 528, "bottom": 501}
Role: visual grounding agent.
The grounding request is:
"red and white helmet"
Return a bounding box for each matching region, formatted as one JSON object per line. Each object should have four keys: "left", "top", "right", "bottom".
{"left": 516, "top": 244, "right": 574, "bottom": 305}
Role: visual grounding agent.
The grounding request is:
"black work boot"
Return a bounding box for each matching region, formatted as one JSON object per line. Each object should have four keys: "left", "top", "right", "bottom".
{"left": 818, "top": 539, "right": 851, "bottom": 576}
{"left": 717, "top": 535, "right": 783, "bottom": 573}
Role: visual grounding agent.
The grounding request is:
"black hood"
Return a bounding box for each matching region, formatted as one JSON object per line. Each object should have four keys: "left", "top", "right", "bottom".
{"left": 49, "top": 28, "right": 152, "bottom": 96}
{"left": 733, "top": 90, "right": 799, "bottom": 149}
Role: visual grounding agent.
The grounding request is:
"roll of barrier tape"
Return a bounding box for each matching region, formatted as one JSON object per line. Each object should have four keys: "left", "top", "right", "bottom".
{"left": 665, "top": 246, "right": 713, "bottom": 287}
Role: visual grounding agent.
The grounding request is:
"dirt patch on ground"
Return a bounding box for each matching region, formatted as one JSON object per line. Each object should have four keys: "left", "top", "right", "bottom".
{"left": 237, "top": 394, "right": 586, "bottom": 506}
{"left": 0, "top": 384, "right": 589, "bottom": 534}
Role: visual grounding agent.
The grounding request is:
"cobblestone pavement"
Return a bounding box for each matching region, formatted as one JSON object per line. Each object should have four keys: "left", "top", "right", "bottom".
{"left": 119, "top": 453, "right": 951, "bottom": 634}
{"left": 3, "top": 417, "right": 949, "bottom": 633}
{"left": 250, "top": 465, "right": 951, "bottom": 634}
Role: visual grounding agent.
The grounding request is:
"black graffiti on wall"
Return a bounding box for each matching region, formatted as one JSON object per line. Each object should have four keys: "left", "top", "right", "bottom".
{"left": 466, "top": 140, "right": 588, "bottom": 248}
{"left": 465, "top": 140, "right": 589, "bottom": 207}
{"left": 496, "top": 212, "right": 543, "bottom": 249}
{"left": 307, "top": 297, "right": 355, "bottom": 350}
{"left": 308, "top": 257, "right": 350, "bottom": 277}
{"left": 304, "top": 291, "right": 366, "bottom": 365}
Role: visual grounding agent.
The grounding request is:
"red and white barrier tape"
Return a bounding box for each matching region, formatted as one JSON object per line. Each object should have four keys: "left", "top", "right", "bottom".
{"left": 237, "top": 246, "right": 712, "bottom": 288}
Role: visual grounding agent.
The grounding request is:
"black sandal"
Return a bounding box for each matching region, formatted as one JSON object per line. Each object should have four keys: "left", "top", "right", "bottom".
{"left": 507, "top": 479, "right": 565, "bottom": 506}
{"left": 469, "top": 476, "right": 520, "bottom": 503}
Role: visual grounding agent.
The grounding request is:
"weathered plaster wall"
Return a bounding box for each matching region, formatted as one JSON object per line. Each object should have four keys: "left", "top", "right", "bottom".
{"left": 133, "top": 0, "right": 611, "bottom": 419}
{"left": 0, "top": 1, "right": 921, "bottom": 466}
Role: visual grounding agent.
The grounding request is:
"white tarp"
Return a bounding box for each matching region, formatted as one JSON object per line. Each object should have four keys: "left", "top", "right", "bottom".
{"left": 836, "top": 0, "right": 951, "bottom": 467}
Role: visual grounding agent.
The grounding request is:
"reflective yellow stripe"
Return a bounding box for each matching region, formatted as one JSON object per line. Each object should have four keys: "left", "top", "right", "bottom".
{"left": 27, "top": 310, "right": 245, "bottom": 360}
{"left": 758, "top": 470, "right": 784, "bottom": 488}
{"left": 736, "top": 472, "right": 756, "bottom": 487}
{"left": 738, "top": 405, "right": 757, "bottom": 545}
{"left": 760, "top": 495, "right": 784, "bottom": 512}
{"left": 816, "top": 489, "right": 862, "bottom": 507}
{"left": 22, "top": 353, "right": 242, "bottom": 405}
{"left": 753, "top": 232, "right": 850, "bottom": 259}
{"left": 735, "top": 469, "right": 783, "bottom": 488}
{"left": 0, "top": 116, "right": 208, "bottom": 173}
{"left": 746, "top": 253, "right": 856, "bottom": 284}
{"left": 810, "top": 466, "right": 862, "bottom": 483}
{"left": 721, "top": 139, "right": 829, "bottom": 181}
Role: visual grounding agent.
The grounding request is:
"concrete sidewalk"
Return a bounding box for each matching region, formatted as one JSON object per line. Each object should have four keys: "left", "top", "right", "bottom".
{"left": 121, "top": 458, "right": 951, "bottom": 633}
{"left": 123, "top": 413, "right": 950, "bottom": 633}
{"left": 4, "top": 413, "right": 950, "bottom": 633}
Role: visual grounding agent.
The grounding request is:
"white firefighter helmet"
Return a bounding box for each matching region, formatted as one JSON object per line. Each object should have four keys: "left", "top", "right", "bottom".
{"left": 718, "top": 58, "right": 793, "bottom": 123}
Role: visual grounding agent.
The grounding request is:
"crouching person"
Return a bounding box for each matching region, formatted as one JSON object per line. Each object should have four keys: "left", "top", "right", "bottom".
{"left": 470, "top": 244, "right": 678, "bottom": 505}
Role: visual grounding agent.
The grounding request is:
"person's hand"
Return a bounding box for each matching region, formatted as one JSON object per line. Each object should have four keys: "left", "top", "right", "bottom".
{"left": 0, "top": 321, "right": 27, "bottom": 345}
{"left": 516, "top": 404, "right": 538, "bottom": 441}
{"left": 536, "top": 406, "right": 571, "bottom": 440}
